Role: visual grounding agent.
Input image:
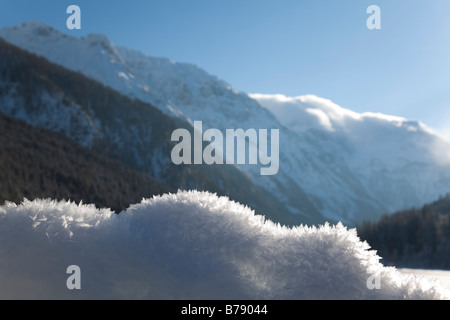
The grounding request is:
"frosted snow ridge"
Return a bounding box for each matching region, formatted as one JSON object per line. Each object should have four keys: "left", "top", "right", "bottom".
{"left": 0, "top": 190, "right": 448, "bottom": 300}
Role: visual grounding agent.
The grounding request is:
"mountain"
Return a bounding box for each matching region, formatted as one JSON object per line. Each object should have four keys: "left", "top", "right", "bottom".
{"left": 357, "top": 195, "right": 450, "bottom": 269}
{"left": 1, "top": 21, "right": 450, "bottom": 225}
{"left": 0, "top": 37, "right": 306, "bottom": 226}
{"left": 252, "top": 94, "right": 450, "bottom": 221}
{"left": 0, "top": 109, "right": 172, "bottom": 211}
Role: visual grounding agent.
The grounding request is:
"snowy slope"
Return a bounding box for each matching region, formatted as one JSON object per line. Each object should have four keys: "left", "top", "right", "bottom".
{"left": 0, "top": 191, "right": 448, "bottom": 299}
{"left": 399, "top": 269, "right": 450, "bottom": 291}
{"left": 252, "top": 94, "right": 450, "bottom": 220}
{"left": 1, "top": 21, "right": 450, "bottom": 225}
{"left": 0, "top": 21, "right": 273, "bottom": 129}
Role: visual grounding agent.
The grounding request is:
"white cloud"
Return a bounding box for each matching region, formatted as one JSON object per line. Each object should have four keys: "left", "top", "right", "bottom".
{"left": 435, "top": 125, "right": 450, "bottom": 143}
{"left": 251, "top": 92, "right": 450, "bottom": 169}
{"left": 250, "top": 93, "right": 362, "bottom": 133}
{"left": 305, "top": 108, "right": 334, "bottom": 131}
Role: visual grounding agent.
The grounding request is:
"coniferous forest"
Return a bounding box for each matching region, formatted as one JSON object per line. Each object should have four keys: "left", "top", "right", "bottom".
{"left": 358, "top": 195, "right": 450, "bottom": 269}
{"left": 0, "top": 110, "right": 173, "bottom": 212}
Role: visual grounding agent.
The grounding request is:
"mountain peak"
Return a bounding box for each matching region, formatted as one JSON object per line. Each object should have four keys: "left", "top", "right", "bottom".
{"left": 6, "top": 20, "right": 59, "bottom": 37}
{"left": 0, "top": 21, "right": 71, "bottom": 49}
{"left": 85, "top": 33, "right": 112, "bottom": 47}
{"left": 84, "top": 33, "right": 121, "bottom": 59}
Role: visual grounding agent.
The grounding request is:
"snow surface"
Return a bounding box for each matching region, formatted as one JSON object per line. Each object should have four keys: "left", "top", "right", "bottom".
{"left": 398, "top": 269, "right": 450, "bottom": 291}
{"left": 0, "top": 191, "right": 448, "bottom": 300}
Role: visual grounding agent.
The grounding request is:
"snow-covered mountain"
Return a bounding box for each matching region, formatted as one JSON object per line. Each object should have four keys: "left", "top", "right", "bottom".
{"left": 1, "top": 21, "right": 450, "bottom": 225}
{"left": 0, "top": 37, "right": 301, "bottom": 226}
{"left": 252, "top": 94, "right": 450, "bottom": 221}
{"left": 0, "top": 21, "right": 272, "bottom": 129}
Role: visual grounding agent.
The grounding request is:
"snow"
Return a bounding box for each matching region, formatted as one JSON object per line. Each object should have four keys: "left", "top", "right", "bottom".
{"left": 251, "top": 93, "right": 450, "bottom": 222}
{"left": 0, "top": 192, "right": 448, "bottom": 299}
{"left": 398, "top": 269, "right": 450, "bottom": 291}
{"left": 250, "top": 93, "right": 442, "bottom": 150}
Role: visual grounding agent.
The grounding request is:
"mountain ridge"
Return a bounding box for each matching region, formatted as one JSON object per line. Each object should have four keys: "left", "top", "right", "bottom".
{"left": 1, "top": 21, "right": 450, "bottom": 225}
{"left": 0, "top": 36, "right": 315, "bottom": 226}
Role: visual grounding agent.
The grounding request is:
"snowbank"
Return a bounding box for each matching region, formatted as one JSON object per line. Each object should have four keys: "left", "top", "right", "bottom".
{"left": 0, "top": 191, "right": 448, "bottom": 299}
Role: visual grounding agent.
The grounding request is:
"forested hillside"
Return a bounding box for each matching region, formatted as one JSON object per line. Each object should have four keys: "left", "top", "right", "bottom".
{"left": 358, "top": 196, "right": 450, "bottom": 269}
{"left": 0, "top": 110, "right": 173, "bottom": 211}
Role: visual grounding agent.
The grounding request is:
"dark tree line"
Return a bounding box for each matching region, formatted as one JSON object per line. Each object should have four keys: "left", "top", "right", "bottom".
{"left": 358, "top": 195, "right": 450, "bottom": 269}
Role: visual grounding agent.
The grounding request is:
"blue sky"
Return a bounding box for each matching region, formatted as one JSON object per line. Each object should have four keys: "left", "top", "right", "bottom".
{"left": 1, "top": 0, "right": 449, "bottom": 139}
